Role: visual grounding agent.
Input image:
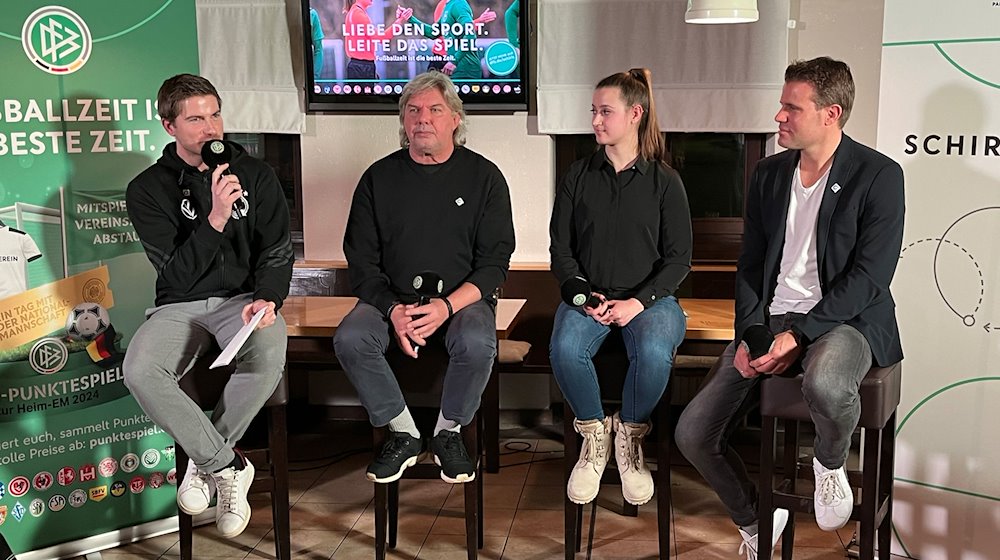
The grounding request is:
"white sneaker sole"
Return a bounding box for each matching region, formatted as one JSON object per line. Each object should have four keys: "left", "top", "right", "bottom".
{"left": 366, "top": 454, "right": 418, "bottom": 484}
{"left": 177, "top": 498, "right": 211, "bottom": 516}
{"left": 433, "top": 456, "right": 476, "bottom": 484}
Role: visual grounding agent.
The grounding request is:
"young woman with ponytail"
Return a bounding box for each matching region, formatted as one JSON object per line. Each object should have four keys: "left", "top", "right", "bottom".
{"left": 548, "top": 68, "right": 693, "bottom": 506}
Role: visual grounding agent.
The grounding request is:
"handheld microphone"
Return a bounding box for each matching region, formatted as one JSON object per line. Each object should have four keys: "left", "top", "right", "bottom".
{"left": 409, "top": 271, "right": 444, "bottom": 356}
{"left": 740, "top": 324, "right": 775, "bottom": 360}
{"left": 200, "top": 139, "right": 233, "bottom": 172}
{"left": 560, "top": 276, "right": 603, "bottom": 308}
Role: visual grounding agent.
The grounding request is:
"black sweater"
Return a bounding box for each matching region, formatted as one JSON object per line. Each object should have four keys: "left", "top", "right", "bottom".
{"left": 550, "top": 149, "right": 692, "bottom": 307}
{"left": 126, "top": 141, "right": 293, "bottom": 309}
{"left": 344, "top": 147, "right": 515, "bottom": 314}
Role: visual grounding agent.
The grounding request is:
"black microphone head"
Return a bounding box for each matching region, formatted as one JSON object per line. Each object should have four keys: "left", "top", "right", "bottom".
{"left": 560, "top": 276, "right": 592, "bottom": 307}
{"left": 200, "top": 139, "right": 232, "bottom": 168}
{"left": 741, "top": 324, "right": 775, "bottom": 360}
{"left": 412, "top": 271, "right": 444, "bottom": 297}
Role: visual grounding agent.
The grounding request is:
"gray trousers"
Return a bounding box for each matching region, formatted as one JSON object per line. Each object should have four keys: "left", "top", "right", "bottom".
{"left": 675, "top": 314, "right": 872, "bottom": 526}
{"left": 123, "top": 294, "right": 286, "bottom": 472}
{"left": 333, "top": 300, "right": 496, "bottom": 427}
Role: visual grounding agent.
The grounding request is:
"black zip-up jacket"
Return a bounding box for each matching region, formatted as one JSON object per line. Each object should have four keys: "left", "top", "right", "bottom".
{"left": 126, "top": 141, "right": 293, "bottom": 309}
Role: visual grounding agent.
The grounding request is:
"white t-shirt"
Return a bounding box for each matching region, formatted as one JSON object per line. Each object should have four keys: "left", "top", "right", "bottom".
{"left": 768, "top": 163, "right": 831, "bottom": 315}
{"left": 0, "top": 226, "right": 43, "bottom": 299}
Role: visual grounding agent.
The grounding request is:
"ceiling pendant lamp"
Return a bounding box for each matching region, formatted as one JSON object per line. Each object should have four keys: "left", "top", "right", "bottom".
{"left": 685, "top": 0, "right": 759, "bottom": 24}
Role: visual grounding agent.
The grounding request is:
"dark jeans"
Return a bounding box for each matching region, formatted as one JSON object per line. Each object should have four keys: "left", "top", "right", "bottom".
{"left": 675, "top": 314, "right": 872, "bottom": 526}
{"left": 550, "top": 296, "right": 686, "bottom": 423}
{"left": 333, "top": 300, "right": 496, "bottom": 427}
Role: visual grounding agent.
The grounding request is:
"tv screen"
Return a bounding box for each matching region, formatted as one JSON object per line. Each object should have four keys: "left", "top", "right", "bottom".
{"left": 304, "top": 0, "right": 527, "bottom": 112}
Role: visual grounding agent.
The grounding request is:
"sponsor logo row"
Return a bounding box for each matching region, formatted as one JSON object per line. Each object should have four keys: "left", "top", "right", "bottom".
{"left": 0, "top": 447, "right": 173, "bottom": 500}
{"left": 0, "top": 469, "right": 176, "bottom": 526}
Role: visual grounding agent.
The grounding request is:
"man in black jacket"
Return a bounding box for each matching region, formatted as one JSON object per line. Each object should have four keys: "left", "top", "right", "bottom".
{"left": 675, "top": 57, "right": 905, "bottom": 558}
{"left": 334, "top": 71, "right": 515, "bottom": 485}
{"left": 124, "top": 74, "right": 292, "bottom": 540}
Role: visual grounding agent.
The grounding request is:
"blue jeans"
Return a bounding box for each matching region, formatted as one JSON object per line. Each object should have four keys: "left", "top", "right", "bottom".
{"left": 674, "top": 314, "right": 872, "bottom": 526}
{"left": 549, "top": 296, "right": 686, "bottom": 423}
{"left": 333, "top": 300, "right": 497, "bottom": 427}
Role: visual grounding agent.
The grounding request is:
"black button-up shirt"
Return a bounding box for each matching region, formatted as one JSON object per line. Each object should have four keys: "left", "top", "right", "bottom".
{"left": 549, "top": 148, "right": 692, "bottom": 307}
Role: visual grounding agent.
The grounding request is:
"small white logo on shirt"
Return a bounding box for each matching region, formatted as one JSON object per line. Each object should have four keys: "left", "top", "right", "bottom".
{"left": 231, "top": 192, "right": 250, "bottom": 220}
{"left": 181, "top": 199, "right": 197, "bottom": 220}
{"left": 830, "top": 183, "right": 841, "bottom": 193}
{"left": 455, "top": 197, "right": 464, "bottom": 207}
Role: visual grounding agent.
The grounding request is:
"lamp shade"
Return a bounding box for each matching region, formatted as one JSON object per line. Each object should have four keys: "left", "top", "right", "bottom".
{"left": 686, "top": 0, "right": 759, "bottom": 24}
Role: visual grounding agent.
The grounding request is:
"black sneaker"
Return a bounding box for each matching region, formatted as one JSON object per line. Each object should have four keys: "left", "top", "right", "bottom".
{"left": 430, "top": 431, "right": 476, "bottom": 483}
{"left": 367, "top": 432, "right": 421, "bottom": 483}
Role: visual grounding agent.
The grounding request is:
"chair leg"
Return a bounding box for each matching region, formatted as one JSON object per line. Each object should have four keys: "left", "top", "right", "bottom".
{"left": 860, "top": 426, "right": 880, "bottom": 560}
{"left": 175, "top": 445, "right": 193, "bottom": 560}
{"left": 388, "top": 482, "right": 399, "bottom": 549}
{"left": 464, "top": 476, "right": 479, "bottom": 560}
{"left": 780, "top": 420, "right": 799, "bottom": 560}
{"left": 656, "top": 400, "right": 672, "bottom": 559}
{"left": 758, "top": 414, "right": 777, "bottom": 560}
{"left": 477, "top": 465, "right": 485, "bottom": 547}
{"left": 878, "top": 414, "right": 896, "bottom": 558}
{"left": 563, "top": 409, "right": 580, "bottom": 559}
{"left": 268, "top": 406, "right": 291, "bottom": 560}
{"left": 374, "top": 482, "right": 387, "bottom": 560}
{"left": 483, "top": 363, "right": 500, "bottom": 473}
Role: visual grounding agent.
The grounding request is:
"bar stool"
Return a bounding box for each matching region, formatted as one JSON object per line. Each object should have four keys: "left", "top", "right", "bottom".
{"left": 174, "top": 358, "right": 290, "bottom": 560}
{"left": 758, "top": 362, "right": 902, "bottom": 560}
{"left": 562, "top": 333, "right": 672, "bottom": 560}
{"left": 483, "top": 339, "right": 531, "bottom": 473}
{"left": 372, "top": 343, "right": 490, "bottom": 560}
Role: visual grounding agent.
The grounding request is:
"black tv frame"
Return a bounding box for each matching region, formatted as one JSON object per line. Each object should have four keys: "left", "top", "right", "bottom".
{"left": 302, "top": 0, "right": 529, "bottom": 113}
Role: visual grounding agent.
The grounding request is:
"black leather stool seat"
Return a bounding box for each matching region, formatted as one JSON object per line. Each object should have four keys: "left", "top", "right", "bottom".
{"left": 761, "top": 363, "right": 901, "bottom": 427}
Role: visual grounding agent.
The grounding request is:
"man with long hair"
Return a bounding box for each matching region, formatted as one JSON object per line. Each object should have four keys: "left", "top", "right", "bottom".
{"left": 335, "top": 72, "right": 514, "bottom": 485}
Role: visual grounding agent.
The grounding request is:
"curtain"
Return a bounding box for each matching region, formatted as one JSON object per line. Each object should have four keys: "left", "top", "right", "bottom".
{"left": 196, "top": 0, "right": 305, "bottom": 133}
{"left": 537, "top": 0, "right": 790, "bottom": 134}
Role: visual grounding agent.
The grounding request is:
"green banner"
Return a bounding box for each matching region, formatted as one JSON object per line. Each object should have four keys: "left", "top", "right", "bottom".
{"left": 0, "top": 1, "right": 198, "bottom": 554}
{"left": 63, "top": 190, "right": 142, "bottom": 266}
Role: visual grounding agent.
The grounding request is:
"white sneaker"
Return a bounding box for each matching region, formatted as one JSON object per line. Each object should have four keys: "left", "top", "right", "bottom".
{"left": 567, "top": 416, "right": 612, "bottom": 504}
{"left": 737, "top": 508, "right": 789, "bottom": 560}
{"left": 212, "top": 453, "right": 255, "bottom": 538}
{"left": 612, "top": 413, "right": 654, "bottom": 506}
{"left": 176, "top": 459, "right": 214, "bottom": 515}
{"left": 813, "top": 457, "right": 852, "bottom": 531}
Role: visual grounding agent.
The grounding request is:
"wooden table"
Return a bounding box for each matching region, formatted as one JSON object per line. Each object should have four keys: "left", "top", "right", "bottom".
{"left": 284, "top": 296, "right": 526, "bottom": 339}
{"left": 284, "top": 296, "right": 731, "bottom": 341}
{"left": 680, "top": 298, "right": 735, "bottom": 340}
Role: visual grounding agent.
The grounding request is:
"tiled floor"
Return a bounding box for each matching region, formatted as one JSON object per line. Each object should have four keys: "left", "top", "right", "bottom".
{"left": 80, "top": 436, "right": 904, "bottom": 560}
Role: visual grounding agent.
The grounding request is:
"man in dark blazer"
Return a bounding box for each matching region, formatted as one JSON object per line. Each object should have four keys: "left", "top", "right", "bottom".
{"left": 676, "top": 57, "right": 905, "bottom": 558}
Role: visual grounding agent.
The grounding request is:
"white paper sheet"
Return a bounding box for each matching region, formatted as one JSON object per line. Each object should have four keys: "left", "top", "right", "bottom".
{"left": 210, "top": 308, "right": 267, "bottom": 369}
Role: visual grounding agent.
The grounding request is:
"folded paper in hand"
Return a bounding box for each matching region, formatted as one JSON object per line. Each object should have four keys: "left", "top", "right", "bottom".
{"left": 211, "top": 308, "right": 267, "bottom": 369}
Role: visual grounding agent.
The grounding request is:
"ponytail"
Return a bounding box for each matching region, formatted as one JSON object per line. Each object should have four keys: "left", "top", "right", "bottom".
{"left": 595, "top": 67, "right": 666, "bottom": 163}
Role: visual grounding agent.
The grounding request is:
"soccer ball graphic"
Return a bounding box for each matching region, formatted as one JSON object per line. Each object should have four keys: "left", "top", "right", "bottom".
{"left": 65, "top": 303, "right": 110, "bottom": 341}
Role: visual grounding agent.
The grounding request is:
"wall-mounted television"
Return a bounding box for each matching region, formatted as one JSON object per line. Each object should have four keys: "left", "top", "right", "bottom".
{"left": 304, "top": 0, "right": 528, "bottom": 112}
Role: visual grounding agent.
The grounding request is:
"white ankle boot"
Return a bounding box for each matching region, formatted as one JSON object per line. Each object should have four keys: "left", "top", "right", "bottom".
{"left": 613, "top": 413, "right": 654, "bottom": 505}
{"left": 567, "top": 416, "right": 612, "bottom": 504}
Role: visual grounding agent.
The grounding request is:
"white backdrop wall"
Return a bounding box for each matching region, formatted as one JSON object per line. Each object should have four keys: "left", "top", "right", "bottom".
{"left": 877, "top": 1, "right": 1000, "bottom": 558}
